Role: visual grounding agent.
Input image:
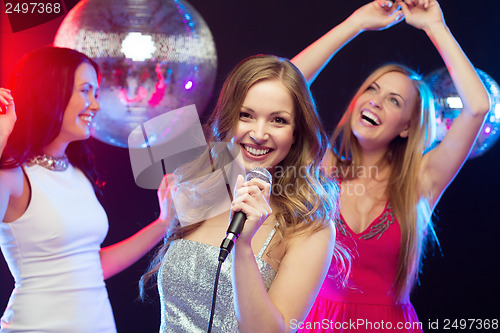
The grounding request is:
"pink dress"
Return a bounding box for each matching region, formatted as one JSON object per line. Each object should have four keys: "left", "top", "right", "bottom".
{"left": 299, "top": 202, "right": 423, "bottom": 333}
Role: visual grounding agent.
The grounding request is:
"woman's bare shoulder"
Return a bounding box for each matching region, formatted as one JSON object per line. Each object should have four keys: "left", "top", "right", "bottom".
{"left": 321, "top": 149, "right": 338, "bottom": 176}
{"left": 0, "top": 166, "right": 24, "bottom": 197}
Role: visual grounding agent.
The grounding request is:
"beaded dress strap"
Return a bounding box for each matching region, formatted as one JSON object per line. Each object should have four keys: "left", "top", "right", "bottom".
{"left": 257, "top": 223, "right": 279, "bottom": 258}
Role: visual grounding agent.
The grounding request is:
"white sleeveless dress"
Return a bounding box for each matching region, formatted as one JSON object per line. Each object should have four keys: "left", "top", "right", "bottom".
{"left": 0, "top": 164, "right": 116, "bottom": 332}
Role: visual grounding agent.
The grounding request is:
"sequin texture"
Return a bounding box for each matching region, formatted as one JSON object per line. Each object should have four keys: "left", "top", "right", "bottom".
{"left": 158, "top": 232, "right": 277, "bottom": 332}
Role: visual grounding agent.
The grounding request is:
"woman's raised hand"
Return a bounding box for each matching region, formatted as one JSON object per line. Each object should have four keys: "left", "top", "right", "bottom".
{"left": 351, "top": 0, "right": 404, "bottom": 32}
{"left": 0, "top": 88, "right": 16, "bottom": 142}
{"left": 398, "top": 0, "right": 445, "bottom": 31}
{"left": 157, "top": 173, "right": 176, "bottom": 225}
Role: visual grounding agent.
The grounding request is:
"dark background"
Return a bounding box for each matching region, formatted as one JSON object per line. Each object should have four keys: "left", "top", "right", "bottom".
{"left": 1, "top": 0, "right": 499, "bottom": 332}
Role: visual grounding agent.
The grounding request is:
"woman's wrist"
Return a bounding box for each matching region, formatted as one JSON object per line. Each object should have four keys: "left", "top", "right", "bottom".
{"left": 344, "top": 13, "right": 367, "bottom": 35}
{"left": 0, "top": 134, "right": 8, "bottom": 156}
{"left": 233, "top": 240, "right": 254, "bottom": 258}
{"left": 423, "top": 21, "right": 448, "bottom": 38}
{"left": 155, "top": 215, "right": 171, "bottom": 230}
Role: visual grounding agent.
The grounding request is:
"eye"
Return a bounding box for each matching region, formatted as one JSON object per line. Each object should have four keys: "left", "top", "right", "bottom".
{"left": 390, "top": 97, "right": 400, "bottom": 106}
{"left": 272, "top": 117, "right": 288, "bottom": 125}
{"left": 367, "top": 85, "right": 377, "bottom": 92}
{"left": 239, "top": 111, "right": 252, "bottom": 119}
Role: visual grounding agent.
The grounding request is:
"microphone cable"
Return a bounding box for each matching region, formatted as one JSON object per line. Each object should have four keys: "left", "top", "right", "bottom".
{"left": 206, "top": 167, "right": 272, "bottom": 332}
{"left": 206, "top": 258, "right": 223, "bottom": 333}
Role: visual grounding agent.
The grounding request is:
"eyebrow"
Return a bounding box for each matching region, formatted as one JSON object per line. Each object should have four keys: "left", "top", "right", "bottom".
{"left": 372, "top": 81, "right": 406, "bottom": 105}
{"left": 78, "top": 82, "right": 99, "bottom": 92}
{"left": 270, "top": 111, "right": 293, "bottom": 117}
{"left": 78, "top": 82, "right": 96, "bottom": 88}
{"left": 241, "top": 106, "right": 293, "bottom": 116}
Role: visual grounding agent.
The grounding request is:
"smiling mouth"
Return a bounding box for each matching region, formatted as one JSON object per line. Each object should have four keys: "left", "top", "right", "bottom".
{"left": 79, "top": 113, "right": 95, "bottom": 124}
{"left": 361, "top": 110, "right": 381, "bottom": 126}
{"left": 241, "top": 144, "right": 273, "bottom": 157}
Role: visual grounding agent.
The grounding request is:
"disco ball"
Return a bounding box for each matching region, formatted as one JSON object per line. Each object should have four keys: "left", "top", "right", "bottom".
{"left": 425, "top": 67, "right": 500, "bottom": 158}
{"left": 54, "top": 0, "right": 217, "bottom": 147}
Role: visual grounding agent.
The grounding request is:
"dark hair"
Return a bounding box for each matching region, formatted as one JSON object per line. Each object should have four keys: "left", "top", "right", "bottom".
{"left": 1, "top": 46, "right": 100, "bottom": 185}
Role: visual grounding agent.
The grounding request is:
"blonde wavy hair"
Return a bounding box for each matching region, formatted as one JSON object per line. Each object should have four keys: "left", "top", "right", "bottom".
{"left": 140, "top": 55, "right": 348, "bottom": 297}
{"left": 330, "top": 64, "right": 437, "bottom": 303}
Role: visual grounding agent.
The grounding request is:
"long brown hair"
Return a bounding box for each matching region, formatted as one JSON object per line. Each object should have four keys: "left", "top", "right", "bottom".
{"left": 330, "top": 64, "right": 437, "bottom": 303}
{"left": 1, "top": 46, "right": 101, "bottom": 189}
{"left": 140, "top": 55, "right": 346, "bottom": 297}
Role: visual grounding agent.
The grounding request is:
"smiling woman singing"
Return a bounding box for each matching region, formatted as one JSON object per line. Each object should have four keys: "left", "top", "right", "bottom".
{"left": 140, "top": 54, "right": 349, "bottom": 333}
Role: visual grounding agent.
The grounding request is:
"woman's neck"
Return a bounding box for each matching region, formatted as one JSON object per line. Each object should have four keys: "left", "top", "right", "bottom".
{"left": 357, "top": 149, "right": 390, "bottom": 181}
{"left": 359, "top": 147, "right": 387, "bottom": 167}
{"left": 42, "top": 140, "right": 68, "bottom": 157}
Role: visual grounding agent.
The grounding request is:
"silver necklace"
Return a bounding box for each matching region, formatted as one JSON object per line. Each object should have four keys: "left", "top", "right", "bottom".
{"left": 26, "top": 154, "right": 69, "bottom": 171}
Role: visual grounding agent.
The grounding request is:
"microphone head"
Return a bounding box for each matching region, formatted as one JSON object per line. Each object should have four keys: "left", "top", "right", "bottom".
{"left": 245, "top": 167, "right": 273, "bottom": 185}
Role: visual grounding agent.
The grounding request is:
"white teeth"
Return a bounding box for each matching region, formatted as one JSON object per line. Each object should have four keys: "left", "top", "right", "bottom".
{"left": 79, "top": 114, "right": 94, "bottom": 124}
{"left": 244, "top": 145, "right": 270, "bottom": 156}
{"left": 361, "top": 110, "right": 381, "bottom": 125}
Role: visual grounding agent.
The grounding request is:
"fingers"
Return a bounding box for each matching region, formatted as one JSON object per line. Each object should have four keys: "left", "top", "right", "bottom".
{"left": 243, "top": 178, "right": 271, "bottom": 200}
{"left": 398, "top": 0, "right": 430, "bottom": 9}
{"left": 393, "top": 9, "right": 404, "bottom": 23}
{"left": 233, "top": 176, "right": 271, "bottom": 202}
{"left": 377, "top": 0, "right": 394, "bottom": 10}
{"left": 162, "top": 173, "right": 179, "bottom": 195}
{"left": 398, "top": 1, "right": 410, "bottom": 15}
{"left": 0, "top": 89, "right": 14, "bottom": 115}
{"left": 231, "top": 194, "right": 272, "bottom": 224}
{"left": 373, "top": 0, "right": 396, "bottom": 14}
{"left": 359, "top": 0, "right": 404, "bottom": 31}
{"left": 158, "top": 173, "right": 177, "bottom": 222}
{"left": 231, "top": 175, "right": 272, "bottom": 222}
{"left": 233, "top": 174, "right": 245, "bottom": 197}
{"left": 380, "top": 4, "right": 405, "bottom": 28}
{"left": 158, "top": 174, "right": 178, "bottom": 205}
{"left": 157, "top": 175, "right": 168, "bottom": 199}
{"left": 0, "top": 88, "right": 13, "bottom": 99}
{"left": 231, "top": 193, "right": 271, "bottom": 215}
{"left": 233, "top": 182, "right": 270, "bottom": 208}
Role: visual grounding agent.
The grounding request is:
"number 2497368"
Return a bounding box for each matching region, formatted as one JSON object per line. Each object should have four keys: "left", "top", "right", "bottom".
{"left": 4, "top": 2, "right": 61, "bottom": 14}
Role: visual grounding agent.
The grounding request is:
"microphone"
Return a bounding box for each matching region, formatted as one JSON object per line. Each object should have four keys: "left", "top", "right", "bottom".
{"left": 218, "top": 167, "right": 273, "bottom": 262}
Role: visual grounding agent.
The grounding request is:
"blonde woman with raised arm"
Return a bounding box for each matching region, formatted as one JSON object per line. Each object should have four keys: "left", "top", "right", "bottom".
{"left": 291, "top": 1, "right": 490, "bottom": 331}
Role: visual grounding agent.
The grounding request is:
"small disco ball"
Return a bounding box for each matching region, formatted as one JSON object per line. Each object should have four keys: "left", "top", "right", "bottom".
{"left": 54, "top": 0, "right": 217, "bottom": 148}
{"left": 425, "top": 67, "right": 500, "bottom": 158}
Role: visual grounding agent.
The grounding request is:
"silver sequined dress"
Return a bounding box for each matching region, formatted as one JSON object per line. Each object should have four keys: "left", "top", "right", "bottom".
{"left": 158, "top": 227, "right": 277, "bottom": 333}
